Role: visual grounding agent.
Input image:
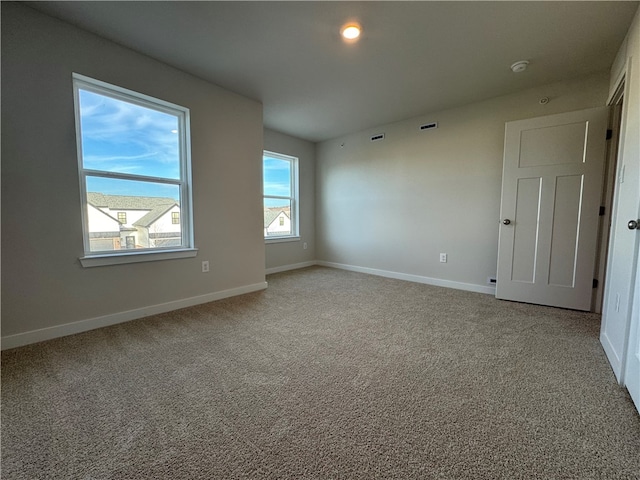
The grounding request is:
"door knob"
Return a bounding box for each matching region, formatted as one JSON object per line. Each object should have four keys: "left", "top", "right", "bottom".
{"left": 629, "top": 219, "right": 639, "bottom": 230}
{"left": 502, "top": 219, "right": 511, "bottom": 225}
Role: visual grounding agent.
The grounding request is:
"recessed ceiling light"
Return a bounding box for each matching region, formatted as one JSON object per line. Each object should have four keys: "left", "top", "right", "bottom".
{"left": 510, "top": 60, "right": 529, "bottom": 73}
{"left": 341, "top": 23, "right": 361, "bottom": 41}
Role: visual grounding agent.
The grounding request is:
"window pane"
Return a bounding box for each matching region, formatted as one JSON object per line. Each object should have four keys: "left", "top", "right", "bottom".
{"left": 86, "top": 176, "right": 180, "bottom": 199}
{"left": 86, "top": 176, "right": 181, "bottom": 252}
{"left": 263, "top": 156, "right": 291, "bottom": 197}
{"left": 264, "top": 198, "right": 291, "bottom": 237}
{"left": 78, "top": 89, "right": 180, "bottom": 179}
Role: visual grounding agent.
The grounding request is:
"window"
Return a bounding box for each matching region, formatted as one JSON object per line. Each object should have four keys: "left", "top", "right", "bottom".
{"left": 73, "top": 74, "right": 196, "bottom": 267}
{"left": 263, "top": 151, "right": 298, "bottom": 240}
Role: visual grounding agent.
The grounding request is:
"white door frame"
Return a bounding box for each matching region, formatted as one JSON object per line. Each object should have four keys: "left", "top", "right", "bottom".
{"left": 592, "top": 102, "right": 623, "bottom": 313}
{"left": 601, "top": 58, "right": 639, "bottom": 385}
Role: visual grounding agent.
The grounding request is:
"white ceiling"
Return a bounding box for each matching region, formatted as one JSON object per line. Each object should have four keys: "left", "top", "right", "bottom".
{"left": 28, "top": 1, "right": 638, "bottom": 142}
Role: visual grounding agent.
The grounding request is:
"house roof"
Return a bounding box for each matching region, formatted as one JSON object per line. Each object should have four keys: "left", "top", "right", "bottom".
{"left": 133, "top": 203, "right": 178, "bottom": 228}
{"left": 87, "top": 192, "right": 178, "bottom": 211}
{"left": 264, "top": 208, "right": 290, "bottom": 228}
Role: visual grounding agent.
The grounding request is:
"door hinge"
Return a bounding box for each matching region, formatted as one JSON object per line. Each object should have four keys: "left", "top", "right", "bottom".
{"left": 593, "top": 278, "right": 599, "bottom": 288}
{"left": 606, "top": 129, "right": 613, "bottom": 140}
{"left": 599, "top": 206, "right": 605, "bottom": 216}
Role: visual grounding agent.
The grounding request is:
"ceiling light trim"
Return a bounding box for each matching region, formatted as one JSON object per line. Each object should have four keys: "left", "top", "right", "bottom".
{"left": 341, "top": 23, "right": 362, "bottom": 41}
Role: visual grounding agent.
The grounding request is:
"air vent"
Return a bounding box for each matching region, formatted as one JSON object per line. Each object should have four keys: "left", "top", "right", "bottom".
{"left": 370, "top": 133, "right": 385, "bottom": 142}
{"left": 420, "top": 122, "right": 438, "bottom": 131}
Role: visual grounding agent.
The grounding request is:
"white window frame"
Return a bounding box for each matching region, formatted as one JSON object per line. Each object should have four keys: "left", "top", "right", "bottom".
{"left": 73, "top": 73, "right": 196, "bottom": 267}
{"left": 263, "top": 151, "right": 299, "bottom": 243}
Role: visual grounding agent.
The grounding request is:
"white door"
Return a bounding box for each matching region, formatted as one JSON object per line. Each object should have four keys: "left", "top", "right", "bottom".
{"left": 600, "top": 92, "right": 640, "bottom": 391}
{"left": 496, "top": 107, "right": 608, "bottom": 311}
{"left": 623, "top": 277, "right": 640, "bottom": 412}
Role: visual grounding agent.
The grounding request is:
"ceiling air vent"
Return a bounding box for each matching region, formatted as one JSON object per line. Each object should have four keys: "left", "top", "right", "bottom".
{"left": 420, "top": 122, "right": 438, "bottom": 131}
{"left": 370, "top": 133, "right": 385, "bottom": 142}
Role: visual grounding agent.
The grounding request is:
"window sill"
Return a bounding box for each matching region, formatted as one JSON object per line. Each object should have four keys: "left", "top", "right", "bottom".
{"left": 265, "top": 236, "right": 300, "bottom": 244}
{"left": 80, "top": 248, "right": 198, "bottom": 268}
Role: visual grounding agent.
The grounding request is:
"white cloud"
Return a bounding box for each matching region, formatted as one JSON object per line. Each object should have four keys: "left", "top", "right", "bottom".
{"left": 79, "top": 89, "right": 180, "bottom": 176}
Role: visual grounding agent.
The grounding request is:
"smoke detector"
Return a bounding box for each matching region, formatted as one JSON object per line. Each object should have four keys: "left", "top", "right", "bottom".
{"left": 510, "top": 61, "right": 529, "bottom": 73}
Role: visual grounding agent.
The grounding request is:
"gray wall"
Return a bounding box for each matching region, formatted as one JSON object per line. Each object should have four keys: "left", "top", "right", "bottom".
{"left": 1, "top": 4, "right": 265, "bottom": 338}
{"left": 316, "top": 73, "right": 610, "bottom": 291}
{"left": 264, "top": 129, "right": 316, "bottom": 271}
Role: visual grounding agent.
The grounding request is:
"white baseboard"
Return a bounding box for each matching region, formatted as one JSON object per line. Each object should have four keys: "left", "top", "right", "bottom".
{"left": 266, "top": 261, "right": 317, "bottom": 275}
{"left": 316, "top": 261, "right": 496, "bottom": 295}
{"left": 1, "top": 282, "right": 268, "bottom": 351}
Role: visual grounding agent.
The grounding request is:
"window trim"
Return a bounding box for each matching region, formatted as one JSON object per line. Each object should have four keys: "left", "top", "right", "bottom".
{"left": 79, "top": 248, "right": 198, "bottom": 268}
{"left": 263, "top": 150, "right": 299, "bottom": 242}
{"left": 73, "top": 73, "right": 195, "bottom": 266}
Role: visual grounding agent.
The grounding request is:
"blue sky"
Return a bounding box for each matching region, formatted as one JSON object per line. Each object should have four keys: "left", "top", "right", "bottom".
{"left": 79, "top": 89, "right": 181, "bottom": 199}
{"left": 263, "top": 156, "right": 291, "bottom": 208}
{"left": 80, "top": 89, "right": 292, "bottom": 206}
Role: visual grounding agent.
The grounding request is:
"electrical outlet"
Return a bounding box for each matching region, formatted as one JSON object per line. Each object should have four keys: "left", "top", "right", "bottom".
{"left": 303, "top": 242, "right": 308, "bottom": 250}
{"left": 439, "top": 253, "right": 447, "bottom": 263}
{"left": 487, "top": 277, "right": 497, "bottom": 285}
{"left": 202, "top": 260, "right": 210, "bottom": 273}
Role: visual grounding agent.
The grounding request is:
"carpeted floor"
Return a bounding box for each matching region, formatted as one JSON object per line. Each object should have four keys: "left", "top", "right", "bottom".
{"left": 2, "top": 266, "right": 639, "bottom": 479}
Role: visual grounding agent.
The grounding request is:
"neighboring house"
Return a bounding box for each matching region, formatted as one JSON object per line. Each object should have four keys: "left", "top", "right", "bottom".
{"left": 87, "top": 193, "right": 181, "bottom": 251}
{"left": 264, "top": 207, "right": 291, "bottom": 237}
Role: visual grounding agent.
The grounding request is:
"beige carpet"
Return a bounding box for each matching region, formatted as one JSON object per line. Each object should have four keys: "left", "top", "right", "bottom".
{"left": 2, "top": 266, "right": 639, "bottom": 479}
